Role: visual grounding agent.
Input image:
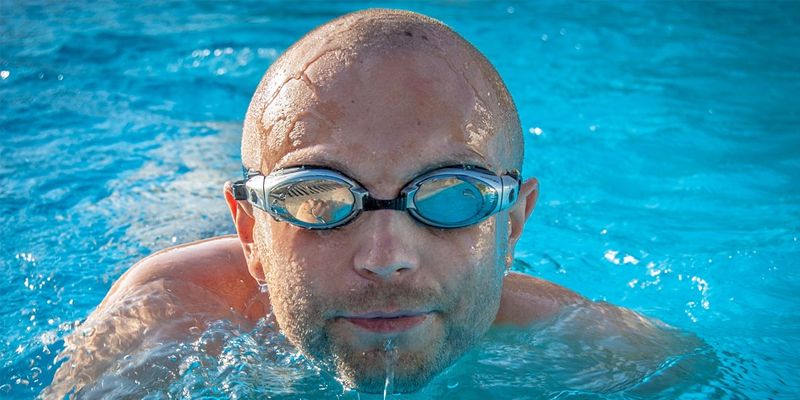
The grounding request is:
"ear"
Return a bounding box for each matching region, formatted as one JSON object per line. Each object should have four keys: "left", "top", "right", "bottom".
{"left": 508, "top": 177, "right": 539, "bottom": 249}
{"left": 224, "top": 182, "right": 266, "bottom": 283}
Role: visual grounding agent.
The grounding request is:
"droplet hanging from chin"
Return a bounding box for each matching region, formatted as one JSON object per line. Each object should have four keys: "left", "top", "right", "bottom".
{"left": 257, "top": 279, "right": 269, "bottom": 294}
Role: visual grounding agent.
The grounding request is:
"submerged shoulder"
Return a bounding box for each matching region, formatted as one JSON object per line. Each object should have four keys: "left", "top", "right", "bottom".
{"left": 495, "top": 272, "right": 587, "bottom": 326}
{"left": 98, "top": 235, "right": 262, "bottom": 319}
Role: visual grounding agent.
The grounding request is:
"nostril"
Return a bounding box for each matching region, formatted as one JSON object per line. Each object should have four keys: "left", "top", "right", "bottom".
{"left": 351, "top": 211, "right": 419, "bottom": 281}
{"left": 360, "top": 262, "right": 411, "bottom": 279}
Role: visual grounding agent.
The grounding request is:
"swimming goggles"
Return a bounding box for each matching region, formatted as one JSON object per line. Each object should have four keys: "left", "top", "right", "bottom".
{"left": 232, "top": 165, "right": 521, "bottom": 230}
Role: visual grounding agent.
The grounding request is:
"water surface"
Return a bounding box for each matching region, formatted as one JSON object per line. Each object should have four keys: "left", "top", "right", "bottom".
{"left": 1, "top": 1, "right": 798, "bottom": 398}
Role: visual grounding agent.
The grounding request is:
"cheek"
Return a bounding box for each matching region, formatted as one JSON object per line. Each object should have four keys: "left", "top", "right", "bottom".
{"left": 256, "top": 218, "right": 353, "bottom": 316}
{"left": 440, "top": 217, "right": 506, "bottom": 317}
{"left": 463, "top": 216, "right": 508, "bottom": 280}
{"left": 252, "top": 218, "right": 334, "bottom": 344}
{"left": 267, "top": 221, "right": 355, "bottom": 284}
{"left": 492, "top": 212, "right": 512, "bottom": 271}
{"left": 469, "top": 220, "right": 494, "bottom": 267}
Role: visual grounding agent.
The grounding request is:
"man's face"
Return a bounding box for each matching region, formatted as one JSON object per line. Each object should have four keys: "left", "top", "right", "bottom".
{"left": 251, "top": 49, "right": 511, "bottom": 393}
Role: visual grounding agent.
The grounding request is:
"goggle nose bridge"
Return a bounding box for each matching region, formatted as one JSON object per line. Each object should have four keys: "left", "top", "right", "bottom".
{"left": 362, "top": 195, "right": 407, "bottom": 211}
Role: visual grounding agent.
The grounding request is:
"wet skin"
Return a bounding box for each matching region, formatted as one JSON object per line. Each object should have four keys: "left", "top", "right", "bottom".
{"left": 47, "top": 11, "right": 573, "bottom": 394}
{"left": 224, "top": 26, "right": 550, "bottom": 389}
{"left": 97, "top": 235, "right": 583, "bottom": 329}
{"left": 45, "top": 10, "right": 705, "bottom": 397}
{"left": 139, "top": 8, "right": 521, "bottom": 390}
{"left": 46, "top": 236, "right": 703, "bottom": 398}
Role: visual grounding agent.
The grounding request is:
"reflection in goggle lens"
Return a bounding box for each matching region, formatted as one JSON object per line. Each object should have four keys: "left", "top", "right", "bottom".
{"left": 269, "top": 179, "right": 355, "bottom": 225}
{"left": 414, "top": 176, "right": 495, "bottom": 226}
{"left": 264, "top": 174, "right": 498, "bottom": 228}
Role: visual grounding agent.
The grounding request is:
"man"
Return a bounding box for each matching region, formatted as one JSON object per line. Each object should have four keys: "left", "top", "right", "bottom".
{"left": 47, "top": 9, "right": 703, "bottom": 397}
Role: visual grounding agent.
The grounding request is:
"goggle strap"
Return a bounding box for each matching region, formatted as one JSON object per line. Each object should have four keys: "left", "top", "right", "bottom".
{"left": 231, "top": 180, "right": 248, "bottom": 200}
{"left": 499, "top": 174, "right": 521, "bottom": 211}
{"left": 363, "top": 196, "right": 406, "bottom": 211}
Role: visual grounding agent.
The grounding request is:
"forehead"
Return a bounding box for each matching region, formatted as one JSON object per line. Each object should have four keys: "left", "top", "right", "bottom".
{"left": 260, "top": 47, "right": 503, "bottom": 185}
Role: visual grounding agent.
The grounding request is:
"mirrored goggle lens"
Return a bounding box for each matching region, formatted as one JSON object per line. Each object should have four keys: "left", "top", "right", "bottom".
{"left": 267, "top": 178, "right": 356, "bottom": 227}
{"left": 413, "top": 176, "right": 497, "bottom": 227}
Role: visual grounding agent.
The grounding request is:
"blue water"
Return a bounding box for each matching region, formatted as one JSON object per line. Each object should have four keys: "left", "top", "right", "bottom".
{"left": 1, "top": 1, "right": 799, "bottom": 398}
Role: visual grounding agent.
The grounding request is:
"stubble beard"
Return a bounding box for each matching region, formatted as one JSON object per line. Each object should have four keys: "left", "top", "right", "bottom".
{"left": 255, "top": 219, "right": 504, "bottom": 393}
{"left": 266, "top": 271, "right": 501, "bottom": 393}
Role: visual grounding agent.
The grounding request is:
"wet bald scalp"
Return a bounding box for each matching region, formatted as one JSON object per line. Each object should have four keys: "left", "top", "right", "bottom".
{"left": 241, "top": 9, "right": 523, "bottom": 173}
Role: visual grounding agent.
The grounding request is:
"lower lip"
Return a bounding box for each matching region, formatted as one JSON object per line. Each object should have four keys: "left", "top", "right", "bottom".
{"left": 344, "top": 314, "right": 428, "bottom": 334}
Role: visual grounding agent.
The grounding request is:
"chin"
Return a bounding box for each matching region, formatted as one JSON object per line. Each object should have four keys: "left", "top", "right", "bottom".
{"left": 335, "top": 349, "right": 443, "bottom": 394}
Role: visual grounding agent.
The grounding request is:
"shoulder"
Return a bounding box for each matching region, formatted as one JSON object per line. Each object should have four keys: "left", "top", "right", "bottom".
{"left": 494, "top": 272, "right": 587, "bottom": 326}
{"left": 47, "top": 236, "right": 267, "bottom": 397}
{"left": 98, "top": 235, "right": 266, "bottom": 322}
{"left": 494, "top": 272, "right": 675, "bottom": 332}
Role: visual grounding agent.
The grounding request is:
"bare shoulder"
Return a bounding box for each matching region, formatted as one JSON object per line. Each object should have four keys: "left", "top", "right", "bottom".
{"left": 494, "top": 272, "right": 691, "bottom": 339}
{"left": 46, "top": 236, "right": 267, "bottom": 398}
{"left": 98, "top": 235, "right": 266, "bottom": 321}
{"left": 494, "top": 272, "right": 587, "bottom": 326}
{"left": 493, "top": 274, "right": 714, "bottom": 394}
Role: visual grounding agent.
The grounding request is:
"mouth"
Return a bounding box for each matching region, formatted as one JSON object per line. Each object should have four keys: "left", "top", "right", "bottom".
{"left": 340, "top": 310, "right": 431, "bottom": 334}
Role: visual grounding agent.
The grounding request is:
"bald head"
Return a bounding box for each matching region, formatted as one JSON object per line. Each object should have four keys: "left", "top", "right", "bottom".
{"left": 242, "top": 9, "right": 522, "bottom": 175}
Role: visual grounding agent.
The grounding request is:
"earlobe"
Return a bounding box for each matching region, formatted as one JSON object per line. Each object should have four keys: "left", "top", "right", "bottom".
{"left": 223, "top": 182, "right": 267, "bottom": 283}
{"left": 508, "top": 177, "right": 539, "bottom": 246}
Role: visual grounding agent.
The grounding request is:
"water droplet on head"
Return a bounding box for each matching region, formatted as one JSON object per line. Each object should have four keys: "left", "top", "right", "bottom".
{"left": 528, "top": 127, "right": 543, "bottom": 136}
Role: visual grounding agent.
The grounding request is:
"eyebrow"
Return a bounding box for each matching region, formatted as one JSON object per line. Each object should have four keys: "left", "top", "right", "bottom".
{"left": 422, "top": 155, "right": 493, "bottom": 173}
{"left": 273, "top": 150, "right": 495, "bottom": 182}
{"left": 274, "top": 156, "right": 356, "bottom": 177}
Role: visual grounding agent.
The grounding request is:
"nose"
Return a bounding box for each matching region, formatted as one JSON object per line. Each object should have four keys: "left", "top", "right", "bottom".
{"left": 352, "top": 210, "right": 420, "bottom": 282}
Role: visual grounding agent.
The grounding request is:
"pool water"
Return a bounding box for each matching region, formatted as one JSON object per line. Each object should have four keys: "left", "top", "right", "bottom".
{"left": 1, "top": 1, "right": 798, "bottom": 398}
